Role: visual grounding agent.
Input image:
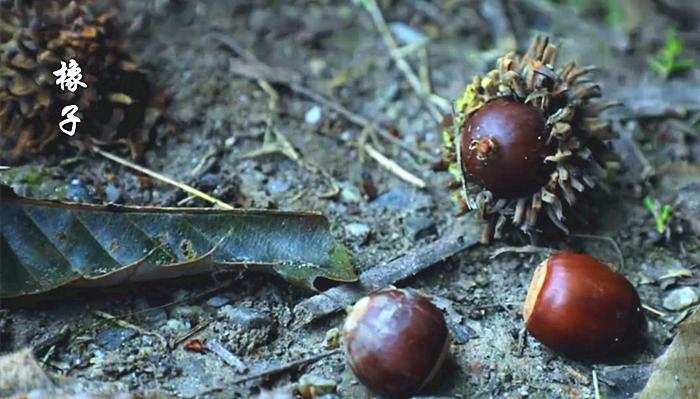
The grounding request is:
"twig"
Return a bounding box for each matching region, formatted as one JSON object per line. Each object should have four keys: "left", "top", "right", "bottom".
{"left": 32, "top": 325, "right": 70, "bottom": 360}
{"left": 211, "top": 32, "right": 439, "bottom": 163}
{"left": 93, "top": 310, "right": 168, "bottom": 348}
{"left": 642, "top": 303, "right": 667, "bottom": 318}
{"left": 364, "top": 143, "right": 426, "bottom": 189}
{"left": 592, "top": 369, "right": 601, "bottom": 399}
{"left": 171, "top": 320, "right": 212, "bottom": 349}
{"left": 208, "top": 340, "right": 248, "bottom": 374}
{"left": 91, "top": 146, "right": 233, "bottom": 210}
{"left": 294, "top": 218, "right": 483, "bottom": 324}
{"left": 490, "top": 245, "right": 555, "bottom": 259}
{"left": 232, "top": 349, "right": 341, "bottom": 385}
{"left": 363, "top": 0, "right": 444, "bottom": 123}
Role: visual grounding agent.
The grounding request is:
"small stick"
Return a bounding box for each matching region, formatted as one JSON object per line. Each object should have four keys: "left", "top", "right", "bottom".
{"left": 642, "top": 303, "right": 667, "bottom": 318}
{"left": 93, "top": 310, "right": 168, "bottom": 348}
{"left": 490, "top": 245, "right": 555, "bottom": 259}
{"left": 208, "top": 340, "right": 248, "bottom": 374}
{"left": 592, "top": 369, "right": 601, "bottom": 399}
{"left": 294, "top": 220, "right": 482, "bottom": 324}
{"left": 171, "top": 320, "right": 212, "bottom": 349}
{"left": 91, "top": 146, "right": 233, "bottom": 210}
{"left": 232, "top": 349, "right": 341, "bottom": 385}
{"left": 364, "top": 143, "right": 426, "bottom": 189}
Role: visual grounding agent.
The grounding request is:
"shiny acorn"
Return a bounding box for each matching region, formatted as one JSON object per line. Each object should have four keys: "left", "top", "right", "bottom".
{"left": 524, "top": 252, "right": 645, "bottom": 360}
{"left": 342, "top": 289, "right": 449, "bottom": 398}
{"left": 461, "top": 98, "right": 553, "bottom": 198}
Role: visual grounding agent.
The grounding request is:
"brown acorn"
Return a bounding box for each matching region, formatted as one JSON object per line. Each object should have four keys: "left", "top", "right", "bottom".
{"left": 524, "top": 252, "right": 645, "bottom": 360}
{"left": 442, "top": 36, "right": 620, "bottom": 242}
{"left": 0, "top": 0, "right": 164, "bottom": 163}
{"left": 342, "top": 289, "right": 449, "bottom": 398}
{"left": 461, "top": 98, "right": 553, "bottom": 198}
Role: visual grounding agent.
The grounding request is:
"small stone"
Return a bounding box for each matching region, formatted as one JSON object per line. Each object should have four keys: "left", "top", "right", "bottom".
{"left": 67, "top": 178, "right": 92, "bottom": 202}
{"left": 389, "top": 22, "right": 428, "bottom": 45}
{"left": 305, "top": 105, "right": 322, "bottom": 126}
{"left": 164, "top": 319, "right": 189, "bottom": 332}
{"left": 474, "top": 273, "right": 490, "bottom": 287}
{"left": 403, "top": 213, "right": 437, "bottom": 241}
{"left": 205, "top": 295, "right": 231, "bottom": 308}
{"left": 96, "top": 328, "right": 136, "bottom": 351}
{"left": 267, "top": 179, "right": 290, "bottom": 194}
{"left": 323, "top": 327, "right": 341, "bottom": 349}
{"left": 372, "top": 187, "right": 433, "bottom": 210}
{"left": 199, "top": 174, "right": 220, "bottom": 190}
{"left": 224, "top": 136, "right": 237, "bottom": 148}
{"left": 345, "top": 223, "right": 371, "bottom": 244}
{"left": 218, "top": 305, "right": 270, "bottom": 329}
{"left": 105, "top": 184, "right": 121, "bottom": 203}
{"left": 338, "top": 182, "right": 362, "bottom": 204}
{"left": 170, "top": 306, "right": 204, "bottom": 321}
{"left": 663, "top": 287, "right": 699, "bottom": 311}
{"left": 298, "top": 374, "right": 337, "bottom": 398}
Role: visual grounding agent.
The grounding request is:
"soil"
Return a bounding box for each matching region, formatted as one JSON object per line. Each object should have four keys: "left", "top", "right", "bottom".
{"left": 1, "top": 0, "right": 700, "bottom": 398}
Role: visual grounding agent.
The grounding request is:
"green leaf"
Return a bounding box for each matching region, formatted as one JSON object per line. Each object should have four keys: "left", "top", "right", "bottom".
{"left": 649, "top": 29, "right": 696, "bottom": 80}
{"left": 0, "top": 185, "right": 357, "bottom": 298}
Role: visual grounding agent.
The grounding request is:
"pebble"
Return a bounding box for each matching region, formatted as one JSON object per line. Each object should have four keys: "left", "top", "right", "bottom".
{"left": 218, "top": 305, "right": 270, "bottom": 329}
{"left": 338, "top": 182, "right": 362, "bottom": 204}
{"left": 224, "top": 136, "right": 237, "bottom": 148}
{"left": 67, "top": 178, "right": 92, "bottom": 202}
{"left": 403, "top": 213, "right": 437, "bottom": 241}
{"left": 170, "top": 305, "right": 204, "bottom": 321}
{"left": 266, "top": 179, "right": 291, "bottom": 194}
{"left": 164, "top": 319, "right": 189, "bottom": 332}
{"left": 663, "top": 287, "right": 699, "bottom": 310}
{"left": 345, "top": 223, "right": 371, "bottom": 244}
{"left": 389, "top": 22, "right": 428, "bottom": 45}
{"left": 298, "top": 374, "right": 337, "bottom": 397}
{"left": 199, "top": 173, "right": 220, "bottom": 190}
{"left": 96, "top": 328, "right": 136, "bottom": 351}
{"left": 206, "top": 295, "right": 231, "bottom": 308}
{"left": 305, "top": 105, "right": 323, "bottom": 126}
{"left": 372, "top": 187, "right": 433, "bottom": 210}
{"left": 104, "top": 183, "right": 121, "bottom": 203}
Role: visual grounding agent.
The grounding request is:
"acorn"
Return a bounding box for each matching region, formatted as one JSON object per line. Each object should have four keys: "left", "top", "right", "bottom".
{"left": 0, "top": 0, "right": 163, "bottom": 163}
{"left": 442, "top": 36, "right": 620, "bottom": 241}
{"left": 524, "top": 252, "right": 645, "bottom": 360}
{"left": 342, "top": 289, "right": 449, "bottom": 398}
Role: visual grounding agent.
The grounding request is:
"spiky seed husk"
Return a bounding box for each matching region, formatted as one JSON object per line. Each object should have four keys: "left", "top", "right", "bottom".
{"left": 443, "top": 36, "right": 620, "bottom": 242}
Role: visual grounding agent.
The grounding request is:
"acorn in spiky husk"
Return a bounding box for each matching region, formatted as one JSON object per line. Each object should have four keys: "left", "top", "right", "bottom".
{"left": 443, "top": 36, "right": 620, "bottom": 243}
{"left": 0, "top": 0, "right": 163, "bottom": 163}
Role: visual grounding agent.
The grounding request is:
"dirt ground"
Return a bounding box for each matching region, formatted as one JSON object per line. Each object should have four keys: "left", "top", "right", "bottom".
{"left": 1, "top": 0, "right": 700, "bottom": 398}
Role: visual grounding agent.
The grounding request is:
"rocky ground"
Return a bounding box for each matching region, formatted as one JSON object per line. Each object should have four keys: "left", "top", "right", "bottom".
{"left": 1, "top": 0, "right": 700, "bottom": 398}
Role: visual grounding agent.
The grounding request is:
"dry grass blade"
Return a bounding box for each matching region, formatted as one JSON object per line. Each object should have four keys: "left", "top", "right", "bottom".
{"left": 91, "top": 146, "right": 234, "bottom": 210}
{"left": 364, "top": 143, "right": 426, "bottom": 188}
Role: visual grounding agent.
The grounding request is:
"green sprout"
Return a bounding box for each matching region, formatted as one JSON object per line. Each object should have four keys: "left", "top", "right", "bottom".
{"left": 648, "top": 29, "right": 695, "bottom": 80}
{"left": 643, "top": 196, "right": 673, "bottom": 234}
